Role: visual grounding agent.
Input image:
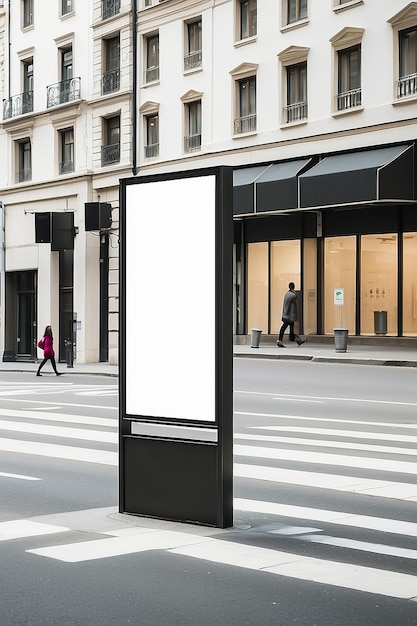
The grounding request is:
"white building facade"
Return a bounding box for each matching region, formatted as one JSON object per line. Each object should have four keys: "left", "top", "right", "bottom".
{"left": 0, "top": 0, "right": 417, "bottom": 365}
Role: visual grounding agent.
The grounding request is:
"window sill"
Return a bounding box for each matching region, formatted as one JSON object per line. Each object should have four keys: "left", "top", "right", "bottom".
{"left": 392, "top": 94, "right": 417, "bottom": 106}
{"left": 142, "top": 80, "right": 160, "bottom": 88}
{"left": 232, "top": 130, "right": 257, "bottom": 138}
{"left": 332, "top": 105, "right": 363, "bottom": 117}
{"left": 280, "top": 119, "right": 308, "bottom": 129}
{"left": 333, "top": 0, "right": 363, "bottom": 13}
{"left": 280, "top": 18, "right": 309, "bottom": 34}
{"left": 183, "top": 66, "right": 203, "bottom": 77}
{"left": 60, "top": 11, "right": 75, "bottom": 20}
{"left": 234, "top": 36, "right": 257, "bottom": 48}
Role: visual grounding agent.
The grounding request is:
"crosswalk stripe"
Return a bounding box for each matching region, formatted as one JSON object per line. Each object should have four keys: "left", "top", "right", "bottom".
{"left": 251, "top": 424, "right": 417, "bottom": 444}
{"left": 235, "top": 463, "right": 417, "bottom": 501}
{"left": 0, "top": 408, "right": 116, "bottom": 428}
{"left": 234, "top": 444, "right": 417, "bottom": 476}
{"left": 296, "top": 533, "right": 417, "bottom": 560}
{"left": 0, "top": 520, "right": 69, "bottom": 541}
{"left": 0, "top": 438, "right": 117, "bottom": 465}
{"left": 0, "top": 419, "right": 117, "bottom": 443}
{"left": 236, "top": 433, "right": 417, "bottom": 457}
{"left": 0, "top": 471, "right": 41, "bottom": 481}
{"left": 234, "top": 498, "right": 417, "bottom": 536}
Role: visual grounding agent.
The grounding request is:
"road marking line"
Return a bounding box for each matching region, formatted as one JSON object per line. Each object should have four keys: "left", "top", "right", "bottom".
{"left": 0, "top": 398, "right": 116, "bottom": 411}
{"left": 235, "top": 390, "right": 417, "bottom": 408}
{"left": 252, "top": 425, "right": 417, "bottom": 444}
{"left": 0, "top": 438, "right": 117, "bottom": 465}
{"left": 234, "top": 463, "right": 417, "bottom": 501}
{"left": 0, "top": 471, "right": 41, "bottom": 481}
{"left": 235, "top": 411, "right": 417, "bottom": 430}
{"left": 0, "top": 408, "right": 116, "bottom": 428}
{"left": 0, "top": 520, "right": 69, "bottom": 541}
{"left": 235, "top": 443, "right": 417, "bottom": 476}
{"left": 295, "top": 533, "right": 417, "bottom": 561}
{"left": 236, "top": 433, "right": 417, "bottom": 457}
{"left": 234, "top": 498, "right": 417, "bottom": 536}
{"left": 0, "top": 419, "right": 117, "bottom": 443}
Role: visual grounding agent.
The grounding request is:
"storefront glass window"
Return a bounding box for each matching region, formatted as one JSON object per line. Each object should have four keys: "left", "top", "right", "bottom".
{"left": 324, "top": 236, "right": 356, "bottom": 334}
{"left": 403, "top": 233, "right": 417, "bottom": 336}
{"left": 247, "top": 242, "right": 268, "bottom": 333}
{"left": 270, "top": 240, "right": 300, "bottom": 335}
{"left": 361, "top": 234, "right": 397, "bottom": 335}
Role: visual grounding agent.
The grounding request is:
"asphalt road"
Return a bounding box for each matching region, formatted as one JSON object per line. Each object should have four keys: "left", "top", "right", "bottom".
{"left": 0, "top": 363, "right": 417, "bottom": 626}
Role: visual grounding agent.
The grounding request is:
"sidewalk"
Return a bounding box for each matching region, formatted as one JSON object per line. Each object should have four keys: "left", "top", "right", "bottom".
{"left": 0, "top": 338, "right": 416, "bottom": 377}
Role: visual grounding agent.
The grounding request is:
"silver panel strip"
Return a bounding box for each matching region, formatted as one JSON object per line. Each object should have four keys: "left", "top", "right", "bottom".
{"left": 131, "top": 422, "right": 218, "bottom": 442}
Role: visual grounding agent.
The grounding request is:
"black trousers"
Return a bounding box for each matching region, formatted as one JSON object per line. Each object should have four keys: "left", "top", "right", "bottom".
{"left": 279, "top": 320, "right": 297, "bottom": 342}
{"left": 37, "top": 356, "right": 59, "bottom": 374}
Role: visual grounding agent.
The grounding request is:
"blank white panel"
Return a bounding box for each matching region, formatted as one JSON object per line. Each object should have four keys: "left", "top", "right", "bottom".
{"left": 125, "top": 175, "right": 216, "bottom": 422}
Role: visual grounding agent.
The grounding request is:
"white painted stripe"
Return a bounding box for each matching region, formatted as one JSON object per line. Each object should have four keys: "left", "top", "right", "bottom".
{"left": 0, "top": 438, "right": 117, "bottom": 465}
{"left": 234, "top": 463, "right": 417, "bottom": 501}
{"left": 0, "top": 520, "right": 69, "bottom": 541}
{"left": 297, "top": 533, "right": 417, "bottom": 561}
{"left": 0, "top": 419, "right": 117, "bottom": 443}
{"left": 0, "top": 471, "right": 41, "bottom": 481}
{"left": 235, "top": 390, "right": 417, "bottom": 408}
{"left": 2, "top": 397, "right": 117, "bottom": 411}
{"left": 252, "top": 425, "right": 417, "bottom": 445}
{"left": 27, "top": 530, "right": 212, "bottom": 563}
{"left": 234, "top": 444, "right": 417, "bottom": 476}
{"left": 234, "top": 498, "right": 417, "bottom": 537}
{"left": 236, "top": 433, "right": 417, "bottom": 457}
{"left": 0, "top": 408, "right": 116, "bottom": 428}
{"left": 235, "top": 411, "right": 417, "bottom": 431}
{"left": 170, "top": 540, "right": 417, "bottom": 599}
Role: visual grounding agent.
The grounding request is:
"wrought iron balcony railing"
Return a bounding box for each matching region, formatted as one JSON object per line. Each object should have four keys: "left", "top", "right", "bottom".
{"left": 184, "top": 134, "right": 201, "bottom": 153}
{"left": 3, "top": 91, "right": 33, "bottom": 120}
{"left": 184, "top": 50, "right": 202, "bottom": 71}
{"left": 145, "top": 66, "right": 160, "bottom": 83}
{"left": 233, "top": 114, "right": 256, "bottom": 134}
{"left": 101, "top": 143, "right": 120, "bottom": 166}
{"left": 102, "top": 0, "right": 120, "bottom": 20}
{"left": 59, "top": 160, "right": 74, "bottom": 175}
{"left": 284, "top": 101, "right": 308, "bottom": 123}
{"left": 18, "top": 168, "right": 32, "bottom": 183}
{"left": 47, "top": 77, "right": 81, "bottom": 108}
{"left": 144, "top": 143, "right": 159, "bottom": 158}
{"left": 397, "top": 73, "right": 417, "bottom": 98}
{"left": 337, "top": 87, "right": 362, "bottom": 111}
{"left": 102, "top": 69, "right": 120, "bottom": 94}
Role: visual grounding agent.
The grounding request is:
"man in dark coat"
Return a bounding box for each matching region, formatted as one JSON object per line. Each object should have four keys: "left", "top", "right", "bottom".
{"left": 277, "top": 282, "right": 305, "bottom": 347}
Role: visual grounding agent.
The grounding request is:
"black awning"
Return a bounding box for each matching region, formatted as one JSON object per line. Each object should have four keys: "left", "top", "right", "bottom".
{"left": 255, "top": 159, "right": 311, "bottom": 213}
{"left": 233, "top": 165, "right": 269, "bottom": 215}
{"left": 299, "top": 144, "right": 414, "bottom": 209}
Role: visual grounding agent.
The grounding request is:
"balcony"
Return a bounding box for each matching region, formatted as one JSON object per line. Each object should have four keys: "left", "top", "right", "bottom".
{"left": 102, "top": 0, "right": 120, "bottom": 20}
{"left": 47, "top": 78, "right": 81, "bottom": 108}
{"left": 337, "top": 87, "right": 361, "bottom": 111}
{"left": 397, "top": 73, "right": 417, "bottom": 98}
{"left": 101, "top": 143, "right": 120, "bottom": 166}
{"left": 145, "top": 66, "right": 160, "bottom": 83}
{"left": 3, "top": 91, "right": 33, "bottom": 120}
{"left": 59, "top": 160, "right": 74, "bottom": 175}
{"left": 233, "top": 114, "right": 256, "bottom": 134}
{"left": 284, "top": 101, "right": 308, "bottom": 123}
{"left": 144, "top": 143, "right": 159, "bottom": 158}
{"left": 184, "top": 51, "right": 202, "bottom": 71}
{"left": 184, "top": 134, "right": 201, "bottom": 153}
{"left": 102, "top": 69, "right": 120, "bottom": 95}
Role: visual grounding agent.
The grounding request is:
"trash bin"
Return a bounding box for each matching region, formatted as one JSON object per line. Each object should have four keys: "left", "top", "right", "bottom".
{"left": 333, "top": 328, "right": 348, "bottom": 353}
{"left": 374, "top": 310, "right": 387, "bottom": 335}
{"left": 251, "top": 328, "right": 262, "bottom": 348}
{"left": 65, "top": 339, "right": 74, "bottom": 368}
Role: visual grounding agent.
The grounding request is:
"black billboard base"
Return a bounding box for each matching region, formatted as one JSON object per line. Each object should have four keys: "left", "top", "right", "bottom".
{"left": 121, "top": 436, "right": 233, "bottom": 528}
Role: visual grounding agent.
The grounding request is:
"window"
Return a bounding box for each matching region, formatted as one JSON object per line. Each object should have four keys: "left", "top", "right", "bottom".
{"left": 145, "top": 34, "right": 159, "bottom": 83}
{"left": 184, "top": 19, "right": 202, "bottom": 70}
{"left": 287, "top": 0, "right": 307, "bottom": 25}
{"left": 184, "top": 100, "right": 201, "bottom": 152}
{"left": 103, "top": 36, "right": 120, "bottom": 94}
{"left": 398, "top": 27, "right": 417, "bottom": 97}
{"left": 23, "top": 0, "right": 33, "bottom": 27}
{"left": 102, "top": 115, "right": 120, "bottom": 166}
{"left": 59, "top": 128, "right": 74, "bottom": 174}
{"left": 235, "top": 76, "right": 256, "bottom": 133}
{"left": 239, "top": 0, "right": 256, "bottom": 40}
{"left": 337, "top": 45, "right": 361, "bottom": 110}
{"left": 145, "top": 114, "right": 159, "bottom": 158}
{"left": 286, "top": 62, "right": 307, "bottom": 122}
{"left": 22, "top": 59, "right": 33, "bottom": 113}
{"left": 102, "top": 0, "right": 120, "bottom": 20}
{"left": 61, "top": 0, "right": 73, "bottom": 15}
{"left": 18, "top": 139, "right": 31, "bottom": 182}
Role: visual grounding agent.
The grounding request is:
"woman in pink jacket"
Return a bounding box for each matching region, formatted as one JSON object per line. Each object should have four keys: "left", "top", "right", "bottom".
{"left": 36, "top": 325, "right": 62, "bottom": 376}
